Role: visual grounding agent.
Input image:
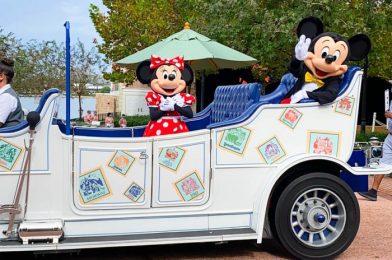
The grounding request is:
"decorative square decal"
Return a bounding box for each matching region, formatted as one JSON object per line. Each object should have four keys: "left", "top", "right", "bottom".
{"left": 258, "top": 137, "right": 286, "bottom": 164}
{"left": 280, "top": 108, "right": 303, "bottom": 129}
{"left": 79, "top": 168, "right": 111, "bottom": 204}
{"left": 158, "top": 147, "right": 186, "bottom": 171}
{"left": 124, "top": 182, "right": 145, "bottom": 202}
{"left": 108, "top": 150, "right": 135, "bottom": 175}
{"left": 335, "top": 97, "right": 355, "bottom": 116}
{"left": 0, "top": 139, "right": 23, "bottom": 171}
{"left": 175, "top": 172, "right": 205, "bottom": 201}
{"left": 308, "top": 131, "right": 340, "bottom": 157}
{"left": 219, "top": 127, "right": 251, "bottom": 154}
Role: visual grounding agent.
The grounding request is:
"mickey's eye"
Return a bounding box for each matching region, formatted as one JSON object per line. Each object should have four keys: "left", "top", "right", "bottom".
{"left": 321, "top": 47, "right": 329, "bottom": 58}
{"left": 162, "top": 71, "right": 168, "bottom": 80}
{"left": 333, "top": 50, "right": 341, "bottom": 61}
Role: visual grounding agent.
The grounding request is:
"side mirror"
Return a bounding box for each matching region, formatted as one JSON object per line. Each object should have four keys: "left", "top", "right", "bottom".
{"left": 26, "top": 111, "right": 41, "bottom": 131}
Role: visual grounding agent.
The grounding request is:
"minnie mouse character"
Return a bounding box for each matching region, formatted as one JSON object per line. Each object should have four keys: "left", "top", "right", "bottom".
{"left": 136, "top": 55, "right": 195, "bottom": 137}
{"left": 281, "top": 17, "right": 371, "bottom": 104}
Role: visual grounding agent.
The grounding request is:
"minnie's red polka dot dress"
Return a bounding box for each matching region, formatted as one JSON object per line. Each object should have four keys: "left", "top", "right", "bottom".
{"left": 143, "top": 91, "right": 195, "bottom": 137}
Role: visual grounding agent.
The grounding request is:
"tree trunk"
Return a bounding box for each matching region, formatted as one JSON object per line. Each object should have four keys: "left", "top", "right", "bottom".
{"left": 78, "top": 93, "right": 83, "bottom": 120}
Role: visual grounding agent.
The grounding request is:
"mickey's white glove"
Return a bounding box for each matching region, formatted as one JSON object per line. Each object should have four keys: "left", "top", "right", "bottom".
{"left": 290, "top": 89, "right": 309, "bottom": 104}
{"left": 295, "top": 35, "right": 311, "bottom": 61}
{"left": 159, "top": 97, "right": 175, "bottom": 111}
{"left": 172, "top": 94, "right": 185, "bottom": 107}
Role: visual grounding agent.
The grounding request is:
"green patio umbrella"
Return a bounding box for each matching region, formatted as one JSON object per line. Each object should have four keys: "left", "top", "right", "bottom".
{"left": 116, "top": 22, "right": 257, "bottom": 70}
{"left": 116, "top": 22, "right": 257, "bottom": 108}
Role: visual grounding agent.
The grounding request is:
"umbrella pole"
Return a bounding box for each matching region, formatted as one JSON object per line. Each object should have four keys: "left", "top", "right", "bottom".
{"left": 200, "top": 71, "right": 206, "bottom": 110}
{"left": 360, "top": 56, "right": 369, "bottom": 134}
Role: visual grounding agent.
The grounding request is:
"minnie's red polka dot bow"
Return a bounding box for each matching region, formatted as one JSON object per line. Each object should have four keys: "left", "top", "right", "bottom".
{"left": 150, "top": 55, "right": 184, "bottom": 70}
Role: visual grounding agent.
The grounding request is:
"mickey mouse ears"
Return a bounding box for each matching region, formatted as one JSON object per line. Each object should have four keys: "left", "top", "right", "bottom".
{"left": 297, "top": 17, "right": 324, "bottom": 39}
{"left": 348, "top": 34, "right": 371, "bottom": 61}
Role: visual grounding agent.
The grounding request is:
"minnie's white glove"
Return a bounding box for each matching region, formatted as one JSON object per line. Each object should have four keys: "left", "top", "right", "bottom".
{"left": 159, "top": 97, "right": 175, "bottom": 111}
{"left": 295, "top": 35, "right": 311, "bottom": 61}
{"left": 290, "top": 89, "right": 309, "bottom": 104}
{"left": 172, "top": 94, "right": 185, "bottom": 107}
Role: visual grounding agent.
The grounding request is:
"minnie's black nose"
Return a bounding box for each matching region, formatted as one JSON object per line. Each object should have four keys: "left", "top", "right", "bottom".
{"left": 168, "top": 74, "right": 175, "bottom": 81}
{"left": 325, "top": 55, "right": 334, "bottom": 64}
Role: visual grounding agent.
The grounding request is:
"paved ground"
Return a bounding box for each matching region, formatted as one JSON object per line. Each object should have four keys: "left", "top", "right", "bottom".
{"left": 338, "top": 175, "right": 392, "bottom": 259}
{"left": 2, "top": 175, "right": 392, "bottom": 259}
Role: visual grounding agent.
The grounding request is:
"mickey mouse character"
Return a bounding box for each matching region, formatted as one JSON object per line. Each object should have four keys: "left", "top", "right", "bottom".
{"left": 136, "top": 55, "right": 195, "bottom": 137}
{"left": 281, "top": 17, "right": 371, "bottom": 104}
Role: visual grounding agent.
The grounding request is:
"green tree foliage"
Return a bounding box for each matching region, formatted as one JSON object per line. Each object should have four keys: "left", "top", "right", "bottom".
{"left": 91, "top": 0, "right": 392, "bottom": 84}
{"left": 20, "top": 40, "right": 66, "bottom": 94}
{"left": 72, "top": 39, "right": 107, "bottom": 119}
{"left": 90, "top": 0, "right": 184, "bottom": 83}
{"left": 98, "top": 86, "right": 111, "bottom": 93}
{"left": 0, "top": 28, "right": 106, "bottom": 99}
{"left": 177, "top": 0, "right": 392, "bottom": 82}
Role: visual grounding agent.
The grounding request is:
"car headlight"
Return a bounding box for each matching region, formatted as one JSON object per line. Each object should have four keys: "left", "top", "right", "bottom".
{"left": 371, "top": 146, "right": 383, "bottom": 158}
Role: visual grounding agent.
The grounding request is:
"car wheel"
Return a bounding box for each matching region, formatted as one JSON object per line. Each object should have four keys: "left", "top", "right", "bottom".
{"left": 274, "top": 172, "right": 360, "bottom": 259}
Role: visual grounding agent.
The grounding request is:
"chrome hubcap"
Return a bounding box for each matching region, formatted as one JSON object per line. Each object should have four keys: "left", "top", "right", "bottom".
{"left": 290, "top": 188, "right": 346, "bottom": 247}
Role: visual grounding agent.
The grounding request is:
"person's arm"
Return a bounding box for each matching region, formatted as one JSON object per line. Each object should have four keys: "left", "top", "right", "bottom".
{"left": 0, "top": 94, "right": 14, "bottom": 127}
{"left": 288, "top": 58, "right": 304, "bottom": 78}
{"left": 149, "top": 107, "right": 165, "bottom": 121}
{"left": 174, "top": 104, "right": 193, "bottom": 118}
{"left": 385, "top": 111, "right": 392, "bottom": 119}
{"left": 306, "top": 78, "right": 340, "bottom": 105}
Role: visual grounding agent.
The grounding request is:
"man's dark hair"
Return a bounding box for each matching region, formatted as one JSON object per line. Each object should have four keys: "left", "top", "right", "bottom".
{"left": 0, "top": 58, "right": 15, "bottom": 83}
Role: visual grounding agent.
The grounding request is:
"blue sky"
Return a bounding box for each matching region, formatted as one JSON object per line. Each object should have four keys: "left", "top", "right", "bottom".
{"left": 1, "top": 0, "right": 106, "bottom": 50}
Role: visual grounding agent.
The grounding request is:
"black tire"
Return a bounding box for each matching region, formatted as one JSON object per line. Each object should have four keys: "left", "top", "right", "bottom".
{"left": 274, "top": 172, "right": 360, "bottom": 259}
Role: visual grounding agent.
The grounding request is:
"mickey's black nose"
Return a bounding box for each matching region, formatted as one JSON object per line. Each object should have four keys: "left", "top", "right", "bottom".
{"left": 325, "top": 55, "right": 335, "bottom": 64}
{"left": 168, "top": 74, "right": 175, "bottom": 81}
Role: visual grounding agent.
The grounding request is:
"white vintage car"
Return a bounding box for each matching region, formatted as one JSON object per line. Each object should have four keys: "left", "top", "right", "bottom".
{"left": 0, "top": 66, "right": 390, "bottom": 259}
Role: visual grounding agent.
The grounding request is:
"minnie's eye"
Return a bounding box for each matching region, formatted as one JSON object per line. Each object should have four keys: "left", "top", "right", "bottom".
{"left": 333, "top": 50, "right": 341, "bottom": 61}
{"left": 171, "top": 70, "right": 177, "bottom": 79}
{"left": 321, "top": 47, "right": 329, "bottom": 58}
{"left": 162, "top": 71, "right": 168, "bottom": 79}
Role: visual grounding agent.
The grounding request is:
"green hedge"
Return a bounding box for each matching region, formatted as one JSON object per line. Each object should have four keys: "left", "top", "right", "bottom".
{"left": 113, "top": 115, "right": 150, "bottom": 127}
{"left": 355, "top": 131, "right": 388, "bottom": 142}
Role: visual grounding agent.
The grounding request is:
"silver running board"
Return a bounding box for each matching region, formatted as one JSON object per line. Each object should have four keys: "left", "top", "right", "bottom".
{"left": 0, "top": 228, "right": 256, "bottom": 252}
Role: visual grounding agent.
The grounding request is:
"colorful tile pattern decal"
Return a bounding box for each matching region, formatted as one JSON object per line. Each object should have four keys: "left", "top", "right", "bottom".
{"left": 79, "top": 168, "right": 111, "bottom": 204}
{"left": 0, "top": 139, "right": 23, "bottom": 171}
{"left": 280, "top": 107, "right": 303, "bottom": 129}
{"left": 219, "top": 127, "right": 251, "bottom": 154}
{"left": 258, "top": 137, "right": 286, "bottom": 164}
{"left": 335, "top": 97, "right": 355, "bottom": 116}
{"left": 108, "top": 150, "right": 135, "bottom": 175}
{"left": 308, "top": 131, "right": 340, "bottom": 157}
{"left": 124, "top": 182, "right": 144, "bottom": 202}
{"left": 159, "top": 147, "right": 185, "bottom": 171}
{"left": 175, "top": 172, "right": 205, "bottom": 201}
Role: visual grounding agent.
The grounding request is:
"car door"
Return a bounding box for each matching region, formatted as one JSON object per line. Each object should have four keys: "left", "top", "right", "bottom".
{"left": 151, "top": 129, "right": 211, "bottom": 207}
{"left": 73, "top": 134, "right": 153, "bottom": 210}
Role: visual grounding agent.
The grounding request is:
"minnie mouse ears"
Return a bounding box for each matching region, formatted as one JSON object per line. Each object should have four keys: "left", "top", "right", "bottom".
{"left": 136, "top": 60, "right": 154, "bottom": 84}
{"left": 296, "top": 17, "right": 324, "bottom": 39}
{"left": 136, "top": 60, "right": 194, "bottom": 86}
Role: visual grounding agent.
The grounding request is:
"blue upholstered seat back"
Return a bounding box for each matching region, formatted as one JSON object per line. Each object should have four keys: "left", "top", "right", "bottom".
{"left": 338, "top": 66, "right": 361, "bottom": 95}
{"left": 210, "top": 83, "right": 261, "bottom": 124}
{"left": 259, "top": 73, "right": 298, "bottom": 104}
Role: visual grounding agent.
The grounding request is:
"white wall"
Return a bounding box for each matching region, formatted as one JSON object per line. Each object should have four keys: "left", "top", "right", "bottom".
{"left": 120, "top": 88, "right": 149, "bottom": 116}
